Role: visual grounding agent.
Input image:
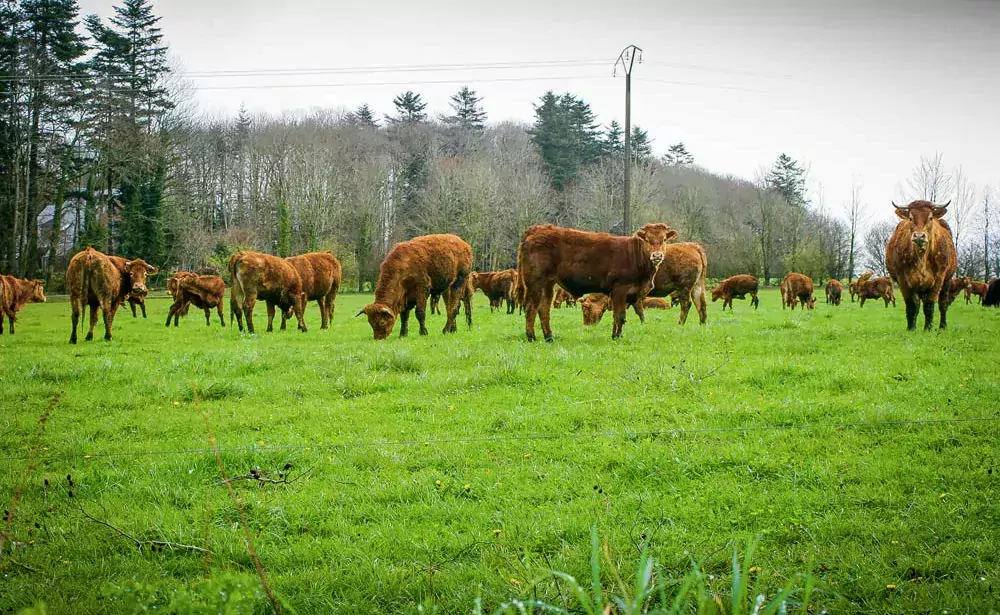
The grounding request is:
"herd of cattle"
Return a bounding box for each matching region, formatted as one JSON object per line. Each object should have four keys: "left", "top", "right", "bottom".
{"left": 0, "top": 199, "right": 998, "bottom": 342}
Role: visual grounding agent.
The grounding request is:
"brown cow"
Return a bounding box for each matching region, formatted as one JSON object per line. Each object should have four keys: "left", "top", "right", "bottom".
{"left": 580, "top": 293, "right": 610, "bottom": 325}
{"left": 712, "top": 275, "right": 759, "bottom": 311}
{"left": 632, "top": 242, "right": 707, "bottom": 325}
{"left": 0, "top": 276, "right": 46, "bottom": 334}
{"left": 518, "top": 223, "right": 675, "bottom": 341}
{"left": 281, "top": 252, "right": 342, "bottom": 330}
{"left": 552, "top": 287, "right": 577, "bottom": 309}
{"left": 783, "top": 272, "right": 816, "bottom": 310}
{"left": 885, "top": 200, "right": 957, "bottom": 330}
{"left": 67, "top": 247, "right": 158, "bottom": 343}
{"left": 642, "top": 297, "right": 670, "bottom": 310}
{"left": 946, "top": 276, "right": 970, "bottom": 305}
{"left": 966, "top": 280, "right": 988, "bottom": 304}
{"left": 825, "top": 279, "right": 843, "bottom": 306}
{"left": 166, "top": 274, "right": 226, "bottom": 327}
{"left": 126, "top": 291, "right": 148, "bottom": 318}
{"left": 854, "top": 271, "right": 895, "bottom": 307}
{"left": 228, "top": 250, "right": 307, "bottom": 334}
{"left": 359, "top": 234, "right": 473, "bottom": 340}
{"left": 474, "top": 269, "right": 519, "bottom": 313}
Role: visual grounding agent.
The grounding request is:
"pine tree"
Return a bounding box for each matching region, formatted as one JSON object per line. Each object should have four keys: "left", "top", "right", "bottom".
{"left": 277, "top": 201, "right": 291, "bottom": 257}
{"left": 630, "top": 126, "right": 652, "bottom": 164}
{"left": 386, "top": 90, "right": 427, "bottom": 124}
{"left": 349, "top": 103, "right": 378, "bottom": 128}
{"left": 767, "top": 153, "right": 808, "bottom": 207}
{"left": 443, "top": 86, "right": 486, "bottom": 130}
{"left": 664, "top": 142, "right": 694, "bottom": 167}
{"left": 603, "top": 121, "right": 624, "bottom": 157}
{"left": 109, "top": 0, "right": 173, "bottom": 130}
{"left": 529, "top": 91, "right": 605, "bottom": 192}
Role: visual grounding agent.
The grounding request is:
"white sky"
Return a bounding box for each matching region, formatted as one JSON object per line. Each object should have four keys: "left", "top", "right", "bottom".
{"left": 78, "top": 0, "right": 1000, "bottom": 226}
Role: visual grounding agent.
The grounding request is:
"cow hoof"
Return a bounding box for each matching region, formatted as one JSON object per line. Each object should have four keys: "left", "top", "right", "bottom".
{"left": 544, "top": 335, "right": 554, "bottom": 343}
{"left": 69, "top": 337, "right": 77, "bottom": 344}
{"left": 85, "top": 333, "right": 93, "bottom": 341}
{"left": 104, "top": 336, "right": 112, "bottom": 342}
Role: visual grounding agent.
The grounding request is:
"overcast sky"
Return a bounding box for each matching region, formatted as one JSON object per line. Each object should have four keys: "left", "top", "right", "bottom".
{"left": 78, "top": 0, "right": 1000, "bottom": 225}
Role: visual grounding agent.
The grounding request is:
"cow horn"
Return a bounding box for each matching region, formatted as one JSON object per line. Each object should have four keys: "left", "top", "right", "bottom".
{"left": 892, "top": 201, "right": 905, "bottom": 210}
{"left": 354, "top": 309, "right": 365, "bottom": 317}
{"left": 939, "top": 200, "right": 951, "bottom": 208}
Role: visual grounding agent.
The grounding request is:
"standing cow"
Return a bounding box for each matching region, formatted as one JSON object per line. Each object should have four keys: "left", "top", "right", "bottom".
{"left": 825, "top": 279, "right": 843, "bottom": 305}
{"left": 713, "top": 274, "right": 759, "bottom": 311}
{"left": 517, "top": 223, "right": 675, "bottom": 341}
{"left": 228, "top": 251, "right": 307, "bottom": 334}
{"left": 359, "top": 234, "right": 473, "bottom": 340}
{"left": 474, "top": 269, "right": 520, "bottom": 313}
{"left": 885, "top": 200, "right": 957, "bottom": 330}
{"left": 965, "top": 280, "right": 988, "bottom": 304}
{"left": 946, "top": 276, "right": 970, "bottom": 306}
{"left": 281, "top": 252, "right": 342, "bottom": 330}
{"left": 126, "top": 292, "right": 148, "bottom": 318}
{"left": 166, "top": 274, "right": 226, "bottom": 327}
{"left": 857, "top": 275, "right": 896, "bottom": 307}
{"left": 0, "top": 276, "right": 46, "bottom": 334}
{"left": 632, "top": 242, "right": 708, "bottom": 326}
{"left": 67, "top": 247, "right": 158, "bottom": 343}
{"left": 783, "top": 272, "right": 816, "bottom": 310}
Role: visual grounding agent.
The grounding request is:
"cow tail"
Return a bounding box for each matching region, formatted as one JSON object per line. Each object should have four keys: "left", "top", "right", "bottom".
{"left": 229, "top": 253, "right": 244, "bottom": 326}
{"left": 516, "top": 239, "right": 528, "bottom": 307}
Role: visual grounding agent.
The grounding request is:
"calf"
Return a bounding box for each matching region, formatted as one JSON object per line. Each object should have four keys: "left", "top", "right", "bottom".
{"left": 633, "top": 242, "right": 707, "bottom": 325}
{"left": 282, "top": 252, "right": 342, "bottom": 330}
{"left": 858, "top": 276, "right": 896, "bottom": 307}
{"left": 166, "top": 274, "right": 226, "bottom": 327}
{"left": 359, "top": 234, "right": 473, "bottom": 340}
{"left": 517, "top": 222, "right": 675, "bottom": 340}
{"left": 67, "top": 247, "right": 158, "bottom": 343}
{"left": 946, "top": 276, "right": 970, "bottom": 305}
{"left": 885, "top": 200, "right": 957, "bottom": 330}
{"left": 552, "top": 287, "right": 577, "bottom": 309}
{"left": 782, "top": 272, "right": 816, "bottom": 310}
{"left": 642, "top": 297, "right": 670, "bottom": 310}
{"left": 0, "top": 276, "right": 46, "bottom": 334}
{"left": 580, "top": 293, "right": 611, "bottom": 326}
{"left": 228, "top": 250, "right": 307, "bottom": 334}
{"left": 966, "top": 281, "right": 988, "bottom": 304}
{"left": 712, "top": 275, "right": 759, "bottom": 311}
{"left": 825, "top": 279, "right": 843, "bottom": 305}
{"left": 474, "top": 269, "right": 520, "bottom": 313}
{"left": 126, "top": 291, "right": 148, "bottom": 318}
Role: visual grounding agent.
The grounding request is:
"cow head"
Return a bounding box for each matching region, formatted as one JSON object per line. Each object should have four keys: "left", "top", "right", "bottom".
{"left": 710, "top": 285, "right": 724, "bottom": 302}
{"left": 894, "top": 200, "right": 949, "bottom": 255}
{"left": 580, "top": 294, "right": 610, "bottom": 326}
{"left": 633, "top": 223, "right": 678, "bottom": 266}
{"left": 28, "top": 279, "right": 46, "bottom": 303}
{"left": 122, "top": 259, "right": 158, "bottom": 296}
{"left": 469, "top": 272, "right": 479, "bottom": 290}
{"left": 357, "top": 303, "right": 396, "bottom": 340}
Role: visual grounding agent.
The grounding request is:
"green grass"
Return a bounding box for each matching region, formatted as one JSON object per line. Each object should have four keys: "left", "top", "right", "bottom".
{"left": 1, "top": 290, "right": 999, "bottom": 614}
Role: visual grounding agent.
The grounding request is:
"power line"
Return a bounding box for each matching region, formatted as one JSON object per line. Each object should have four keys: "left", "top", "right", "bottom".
{"left": 2, "top": 415, "right": 995, "bottom": 464}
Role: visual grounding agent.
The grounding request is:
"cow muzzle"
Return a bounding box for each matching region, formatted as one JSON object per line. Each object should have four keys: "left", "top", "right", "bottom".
{"left": 132, "top": 283, "right": 148, "bottom": 295}
{"left": 912, "top": 232, "right": 928, "bottom": 250}
{"left": 650, "top": 251, "right": 664, "bottom": 265}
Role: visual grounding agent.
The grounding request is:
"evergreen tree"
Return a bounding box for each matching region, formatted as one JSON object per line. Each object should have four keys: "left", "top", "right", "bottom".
{"left": 0, "top": 1, "right": 25, "bottom": 270}
{"left": 529, "top": 91, "right": 604, "bottom": 192}
{"left": 348, "top": 103, "right": 378, "bottom": 128}
{"left": 108, "top": 0, "right": 173, "bottom": 130}
{"left": 443, "top": 86, "right": 486, "bottom": 130}
{"left": 630, "top": 126, "right": 652, "bottom": 164}
{"left": 664, "top": 142, "right": 694, "bottom": 167}
{"left": 386, "top": 90, "right": 427, "bottom": 124}
{"left": 603, "top": 121, "right": 624, "bottom": 157}
{"left": 767, "top": 153, "right": 808, "bottom": 207}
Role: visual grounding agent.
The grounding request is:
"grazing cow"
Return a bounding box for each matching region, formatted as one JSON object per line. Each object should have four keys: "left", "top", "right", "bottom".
{"left": 885, "top": 200, "right": 957, "bottom": 330}
{"left": 858, "top": 276, "right": 896, "bottom": 307}
{"left": 946, "top": 276, "right": 970, "bottom": 305}
{"left": 984, "top": 279, "right": 1000, "bottom": 307}
{"left": 474, "top": 269, "right": 520, "bottom": 313}
{"left": 966, "top": 280, "right": 988, "bottom": 304}
{"left": 359, "top": 234, "right": 473, "bottom": 340}
{"left": 281, "top": 252, "right": 342, "bottom": 330}
{"left": 642, "top": 297, "right": 670, "bottom": 310}
{"left": 825, "top": 279, "right": 843, "bottom": 306}
{"left": 518, "top": 223, "right": 675, "bottom": 341}
{"left": 783, "top": 272, "right": 816, "bottom": 310}
{"left": 228, "top": 251, "right": 307, "bottom": 334}
{"left": 580, "top": 293, "right": 611, "bottom": 326}
{"left": 552, "top": 287, "right": 577, "bottom": 309}
{"left": 712, "top": 275, "right": 759, "bottom": 311}
{"left": 166, "top": 274, "right": 226, "bottom": 327}
{"left": 0, "top": 275, "right": 46, "bottom": 334}
{"left": 67, "top": 247, "right": 158, "bottom": 343}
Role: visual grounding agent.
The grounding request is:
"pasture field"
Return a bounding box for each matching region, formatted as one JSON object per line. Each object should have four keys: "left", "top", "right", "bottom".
{"left": 1, "top": 289, "right": 999, "bottom": 614}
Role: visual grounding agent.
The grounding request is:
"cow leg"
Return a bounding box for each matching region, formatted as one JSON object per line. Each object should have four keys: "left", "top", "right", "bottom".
{"left": 243, "top": 296, "right": 257, "bottom": 334}
{"left": 101, "top": 301, "right": 115, "bottom": 341}
{"left": 84, "top": 303, "right": 99, "bottom": 341}
{"left": 166, "top": 302, "right": 178, "bottom": 327}
{"left": 70, "top": 300, "right": 81, "bottom": 343}
{"left": 859, "top": 296, "right": 866, "bottom": 308}
{"left": 937, "top": 288, "right": 950, "bottom": 329}
{"left": 0, "top": 310, "right": 4, "bottom": 334}
{"left": 610, "top": 290, "right": 629, "bottom": 339}
{"left": 4, "top": 311, "right": 11, "bottom": 334}
{"left": 678, "top": 294, "right": 693, "bottom": 325}
{"left": 443, "top": 281, "right": 463, "bottom": 335}
{"left": 266, "top": 302, "right": 277, "bottom": 332}
{"left": 414, "top": 298, "right": 430, "bottom": 335}
{"left": 464, "top": 290, "right": 473, "bottom": 329}
{"left": 129, "top": 302, "right": 136, "bottom": 318}
{"left": 538, "top": 283, "right": 556, "bottom": 342}
{"left": 751, "top": 292, "right": 759, "bottom": 309}
{"left": 902, "top": 291, "right": 918, "bottom": 331}
{"left": 326, "top": 293, "right": 336, "bottom": 325}
{"left": 292, "top": 297, "right": 307, "bottom": 333}
{"left": 922, "top": 295, "right": 936, "bottom": 331}
{"left": 140, "top": 302, "right": 147, "bottom": 318}
{"left": 632, "top": 301, "right": 646, "bottom": 324}
{"left": 217, "top": 303, "right": 226, "bottom": 327}
{"left": 318, "top": 299, "right": 329, "bottom": 330}
{"left": 203, "top": 307, "right": 211, "bottom": 326}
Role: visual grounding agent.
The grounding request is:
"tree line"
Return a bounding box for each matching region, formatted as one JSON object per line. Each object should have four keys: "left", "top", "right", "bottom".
{"left": 2, "top": 0, "right": 996, "bottom": 292}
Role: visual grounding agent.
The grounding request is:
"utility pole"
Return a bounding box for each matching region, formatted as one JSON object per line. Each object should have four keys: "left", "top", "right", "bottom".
{"left": 615, "top": 45, "right": 642, "bottom": 235}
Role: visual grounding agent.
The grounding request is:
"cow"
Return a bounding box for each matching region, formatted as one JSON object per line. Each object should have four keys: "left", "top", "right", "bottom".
{"left": 628, "top": 242, "right": 708, "bottom": 325}
{"left": 552, "top": 287, "right": 577, "bottom": 309}
{"left": 946, "top": 276, "right": 970, "bottom": 305}
{"left": 126, "top": 291, "right": 148, "bottom": 318}
{"left": 358, "top": 234, "right": 473, "bottom": 340}
{"left": 858, "top": 276, "right": 896, "bottom": 307}
{"left": 984, "top": 279, "right": 1000, "bottom": 307}
{"left": 474, "top": 269, "right": 520, "bottom": 313}
{"left": 67, "top": 247, "right": 158, "bottom": 343}
{"left": 885, "top": 200, "right": 957, "bottom": 330}
{"left": 166, "top": 274, "right": 226, "bottom": 327}
{"left": 712, "top": 275, "right": 759, "bottom": 311}
{"left": 642, "top": 297, "right": 671, "bottom": 310}
{"left": 0, "top": 276, "right": 46, "bottom": 334}
{"left": 825, "top": 279, "right": 843, "bottom": 306}
{"left": 782, "top": 272, "right": 816, "bottom": 310}
{"left": 580, "top": 293, "right": 610, "bottom": 326}
{"left": 966, "top": 280, "right": 988, "bottom": 304}
{"left": 518, "top": 223, "right": 675, "bottom": 340}
{"left": 228, "top": 250, "right": 307, "bottom": 334}
{"left": 281, "top": 252, "right": 342, "bottom": 330}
